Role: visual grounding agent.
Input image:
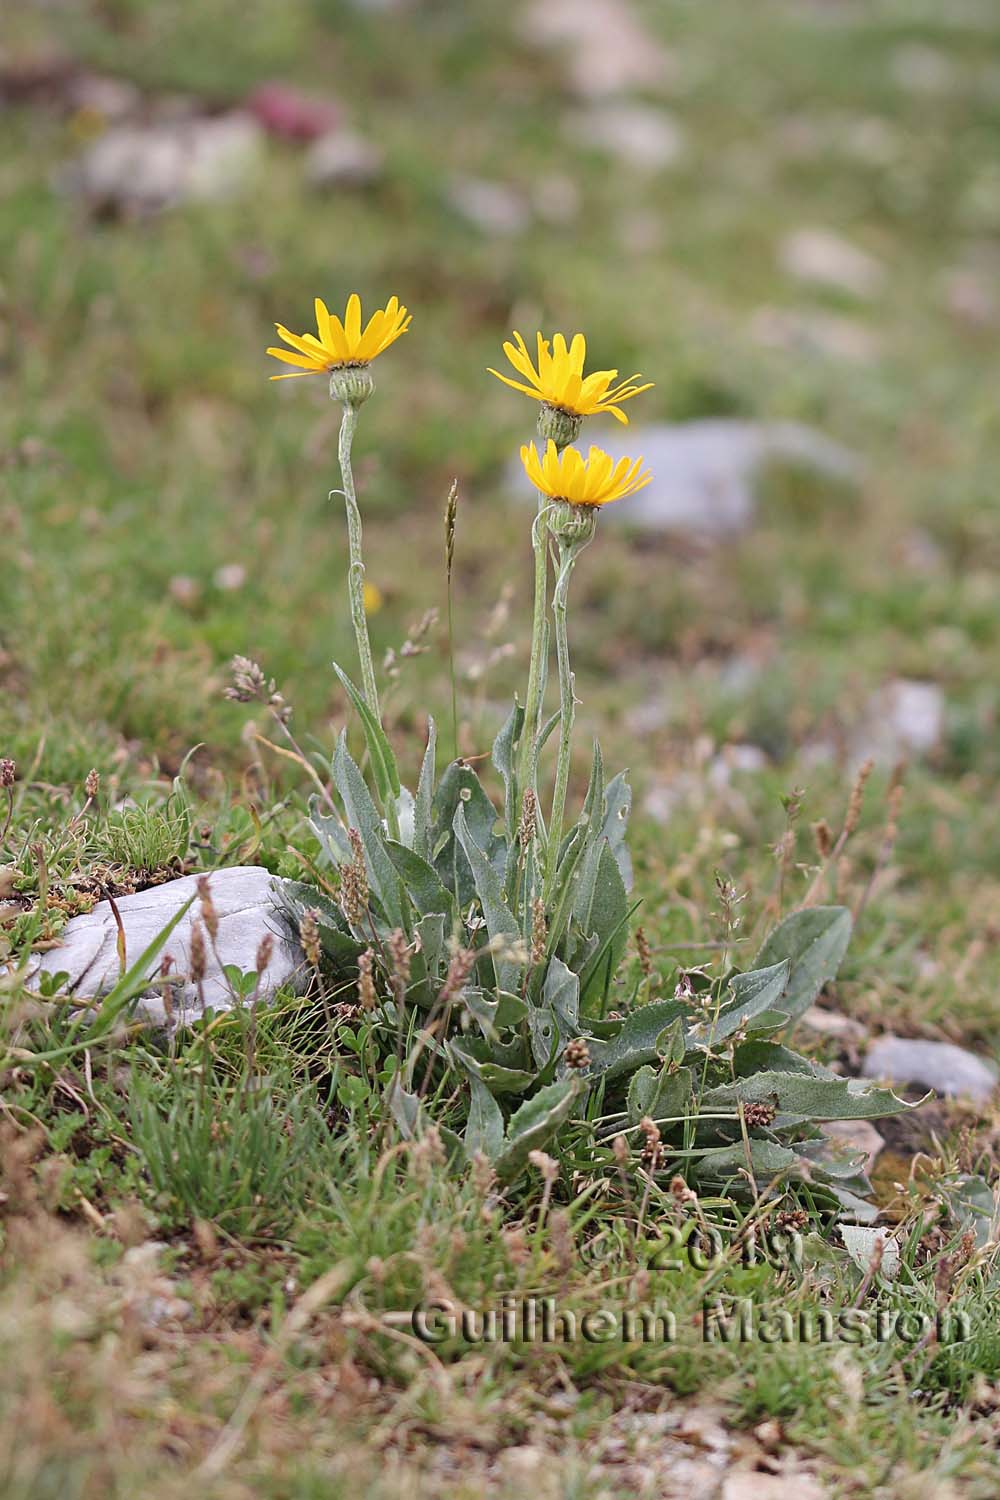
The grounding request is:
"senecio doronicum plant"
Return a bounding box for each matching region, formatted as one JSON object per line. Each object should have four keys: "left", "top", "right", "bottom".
{"left": 264, "top": 296, "right": 908, "bottom": 1208}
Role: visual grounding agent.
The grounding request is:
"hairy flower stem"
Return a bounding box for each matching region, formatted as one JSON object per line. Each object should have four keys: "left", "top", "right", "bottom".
{"left": 544, "top": 537, "right": 587, "bottom": 902}
{"left": 517, "top": 502, "right": 550, "bottom": 798}
{"left": 516, "top": 417, "right": 578, "bottom": 811}
{"left": 337, "top": 401, "right": 380, "bottom": 716}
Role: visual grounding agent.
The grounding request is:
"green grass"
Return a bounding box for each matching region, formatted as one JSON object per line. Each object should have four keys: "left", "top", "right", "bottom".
{"left": 3, "top": 0, "right": 1000, "bottom": 1492}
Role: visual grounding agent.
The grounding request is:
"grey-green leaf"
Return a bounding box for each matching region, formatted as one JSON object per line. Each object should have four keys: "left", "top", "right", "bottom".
{"left": 701, "top": 1070, "right": 912, "bottom": 1123}
{"left": 494, "top": 1079, "right": 582, "bottom": 1182}
{"left": 453, "top": 804, "right": 521, "bottom": 993}
{"left": 413, "top": 719, "right": 436, "bottom": 861}
{"left": 754, "top": 905, "right": 853, "bottom": 1022}
{"left": 588, "top": 997, "right": 690, "bottom": 1082}
{"left": 333, "top": 662, "right": 401, "bottom": 805}
{"left": 331, "top": 734, "right": 404, "bottom": 928}
{"left": 465, "top": 1075, "right": 505, "bottom": 1161}
{"left": 684, "top": 960, "right": 791, "bottom": 1049}
{"left": 384, "top": 839, "right": 455, "bottom": 920}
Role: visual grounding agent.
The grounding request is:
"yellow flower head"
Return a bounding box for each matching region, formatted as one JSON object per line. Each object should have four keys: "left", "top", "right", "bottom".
{"left": 489, "top": 331, "right": 652, "bottom": 424}
{"left": 267, "top": 294, "right": 411, "bottom": 378}
{"left": 520, "top": 440, "right": 651, "bottom": 508}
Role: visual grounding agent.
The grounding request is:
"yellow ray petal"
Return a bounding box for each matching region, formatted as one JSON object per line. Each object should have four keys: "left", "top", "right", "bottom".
{"left": 266, "top": 346, "right": 325, "bottom": 369}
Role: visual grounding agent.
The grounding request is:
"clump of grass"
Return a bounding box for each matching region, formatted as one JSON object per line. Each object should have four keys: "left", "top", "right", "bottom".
{"left": 93, "top": 793, "right": 190, "bottom": 877}
{"left": 128, "top": 1065, "right": 334, "bottom": 1235}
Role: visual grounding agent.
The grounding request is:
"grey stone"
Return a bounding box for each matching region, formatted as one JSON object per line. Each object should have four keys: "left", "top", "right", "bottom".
{"left": 707, "top": 743, "right": 769, "bottom": 789}
{"left": 515, "top": 419, "right": 861, "bottom": 538}
{"left": 519, "top": 0, "right": 675, "bottom": 99}
{"left": 63, "top": 114, "right": 262, "bottom": 214}
{"left": 852, "top": 678, "right": 945, "bottom": 764}
{"left": 305, "top": 129, "right": 383, "bottom": 188}
{"left": 21, "top": 866, "right": 304, "bottom": 1030}
{"left": 569, "top": 103, "right": 684, "bottom": 172}
{"left": 749, "top": 305, "right": 881, "bottom": 363}
{"left": 447, "top": 176, "right": 531, "bottom": 237}
{"left": 820, "top": 1119, "right": 884, "bottom": 1174}
{"left": 779, "top": 227, "right": 885, "bottom": 298}
{"left": 801, "top": 1006, "right": 867, "bottom": 1045}
{"left": 862, "top": 1036, "right": 997, "bottom": 1104}
{"left": 839, "top": 1224, "right": 900, "bottom": 1280}
{"left": 944, "top": 266, "right": 999, "bottom": 328}
{"left": 890, "top": 44, "right": 956, "bottom": 96}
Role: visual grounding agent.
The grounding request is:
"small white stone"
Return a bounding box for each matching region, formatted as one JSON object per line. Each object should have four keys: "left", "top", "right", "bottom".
{"left": 943, "top": 266, "right": 998, "bottom": 328}
{"left": 18, "top": 866, "right": 305, "bottom": 1030}
{"left": 569, "top": 103, "right": 684, "bottom": 172}
{"left": 447, "top": 176, "right": 531, "bottom": 236}
{"left": 820, "top": 1119, "right": 884, "bottom": 1174}
{"left": 213, "top": 562, "right": 247, "bottom": 591}
{"left": 801, "top": 1006, "right": 867, "bottom": 1044}
{"left": 65, "top": 114, "right": 262, "bottom": 213}
{"left": 852, "top": 679, "right": 945, "bottom": 764}
{"left": 749, "top": 305, "right": 881, "bottom": 363}
{"left": 306, "top": 130, "right": 383, "bottom": 188}
{"left": 519, "top": 0, "right": 675, "bottom": 99}
{"left": 840, "top": 1224, "right": 900, "bottom": 1280}
{"left": 708, "top": 744, "right": 769, "bottom": 790}
{"left": 779, "top": 227, "right": 885, "bottom": 298}
{"left": 890, "top": 44, "right": 956, "bottom": 96}
{"left": 862, "top": 1036, "right": 997, "bottom": 1104}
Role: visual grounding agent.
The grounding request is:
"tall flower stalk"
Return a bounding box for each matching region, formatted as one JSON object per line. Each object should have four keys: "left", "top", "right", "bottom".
{"left": 337, "top": 398, "right": 380, "bottom": 713}
{"left": 544, "top": 528, "right": 588, "bottom": 899}
{"left": 519, "top": 441, "right": 652, "bottom": 895}
{"left": 490, "top": 333, "right": 652, "bottom": 822}
{"left": 267, "top": 292, "right": 411, "bottom": 718}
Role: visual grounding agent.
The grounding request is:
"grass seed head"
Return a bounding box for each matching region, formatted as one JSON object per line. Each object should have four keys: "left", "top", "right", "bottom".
{"left": 197, "top": 875, "right": 219, "bottom": 942}
{"left": 358, "top": 948, "right": 376, "bottom": 1010}
{"left": 300, "top": 908, "right": 321, "bottom": 969}
{"left": 190, "top": 921, "right": 207, "bottom": 984}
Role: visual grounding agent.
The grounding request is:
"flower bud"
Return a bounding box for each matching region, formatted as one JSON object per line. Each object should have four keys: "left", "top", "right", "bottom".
{"left": 547, "top": 499, "right": 597, "bottom": 546}
{"left": 536, "top": 402, "right": 582, "bottom": 449}
{"left": 329, "top": 364, "right": 375, "bottom": 406}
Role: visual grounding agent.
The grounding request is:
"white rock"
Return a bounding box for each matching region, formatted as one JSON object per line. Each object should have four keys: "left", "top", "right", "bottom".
{"left": 65, "top": 113, "right": 262, "bottom": 213}
{"left": 213, "top": 562, "right": 246, "bottom": 591}
{"left": 801, "top": 1006, "right": 867, "bottom": 1044}
{"left": 20, "top": 867, "right": 304, "bottom": 1029}
{"left": 779, "top": 227, "right": 885, "bottom": 298}
{"left": 840, "top": 1224, "right": 900, "bottom": 1280}
{"left": 569, "top": 103, "right": 684, "bottom": 172}
{"left": 749, "top": 305, "right": 881, "bottom": 363}
{"left": 723, "top": 1475, "right": 827, "bottom": 1500}
{"left": 517, "top": 419, "right": 861, "bottom": 537}
{"left": 944, "top": 266, "right": 998, "bottom": 328}
{"left": 862, "top": 1036, "right": 997, "bottom": 1104}
{"left": 890, "top": 44, "right": 956, "bottom": 95}
{"left": 853, "top": 678, "right": 945, "bottom": 764}
{"left": 519, "top": 0, "right": 675, "bottom": 99}
{"left": 306, "top": 129, "right": 383, "bottom": 188}
{"left": 820, "top": 1119, "right": 884, "bottom": 1174}
{"left": 447, "top": 176, "right": 531, "bottom": 237}
{"left": 67, "top": 73, "right": 142, "bottom": 122}
{"left": 707, "top": 744, "right": 769, "bottom": 789}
